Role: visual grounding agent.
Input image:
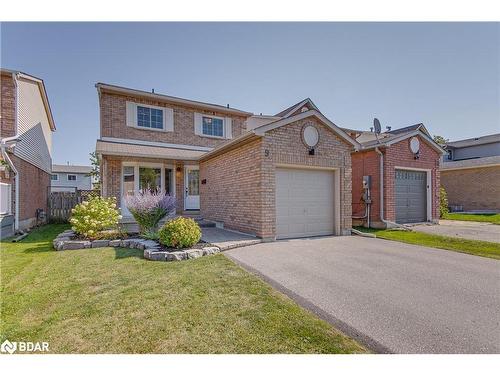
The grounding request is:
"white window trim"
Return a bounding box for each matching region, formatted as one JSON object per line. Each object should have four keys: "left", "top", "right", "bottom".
{"left": 67, "top": 174, "right": 77, "bottom": 181}
{"left": 0, "top": 182, "right": 12, "bottom": 215}
{"left": 126, "top": 101, "right": 174, "bottom": 133}
{"left": 120, "top": 162, "right": 177, "bottom": 216}
{"left": 51, "top": 174, "right": 59, "bottom": 181}
{"left": 200, "top": 114, "right": 226, "bottom": 139}
{"left": 394, "top": 166, "right": 432, "bottom": 222}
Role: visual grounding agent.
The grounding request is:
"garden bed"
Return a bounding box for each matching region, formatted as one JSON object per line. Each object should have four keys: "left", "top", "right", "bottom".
{"left": 52, "top": 229, "right": 220, "bottom": 261}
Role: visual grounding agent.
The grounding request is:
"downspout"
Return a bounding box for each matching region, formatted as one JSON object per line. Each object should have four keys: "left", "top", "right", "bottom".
{"left": 9, "top": 72, "right": 20, "bottom": 231}
{"left": 375, "top": 147, "right": 410, "bottom": 230}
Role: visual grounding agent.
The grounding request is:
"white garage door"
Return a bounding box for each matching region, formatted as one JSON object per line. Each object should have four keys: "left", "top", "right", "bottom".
{"left": 276, "top": 168, "right": 335, "bottom": 239}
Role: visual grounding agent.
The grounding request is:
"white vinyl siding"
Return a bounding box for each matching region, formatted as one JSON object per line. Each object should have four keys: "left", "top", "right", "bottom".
{"left": 50, "top": 173, "right": 92, "bottom": 191}
{"left": 194, "top": 113, "right": 233, "bottom": 139}
{"left": 14, "top": 78, "right": 52, "bottom": 173}
{"left": 126, "top": 101, "right": 173, "bottom": 132}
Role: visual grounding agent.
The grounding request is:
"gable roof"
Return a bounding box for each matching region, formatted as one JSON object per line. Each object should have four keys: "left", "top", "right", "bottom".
{"left": 274, "top": 98, "right": 320, "bottom": 118}
{"left": 200, "top": 110, "right": 361, "bottom": 162}
{"left": 96, "top": 82, "right": 253, "bottom": 117}
{"left": 52, "top": 164, "right": 92, "bottom": 174}
{"left": 445, "top": 133, "right": 500, "bottom": 148}
{"left": 1, "top": 68, "right": 56, "bottom": 131}
{"left": 387, "top": 123, "right": 430, "bottom": 137}
{"left": 360, "top": 129, "right": 446, "bottom": 155}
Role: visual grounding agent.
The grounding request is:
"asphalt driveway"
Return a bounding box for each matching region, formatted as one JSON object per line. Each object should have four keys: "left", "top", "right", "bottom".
{"left": 412, "top": 220, "right": 499, "bottom": 243}
{"left": 226, "top": 236, "right": 500, "bottom": 353}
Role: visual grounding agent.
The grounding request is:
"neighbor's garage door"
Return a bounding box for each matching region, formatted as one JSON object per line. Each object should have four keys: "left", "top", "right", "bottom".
{"left": 395, "top": 169, "right": 427, "bottom": 223}
{"left": 276, "top": 168, "right": 334, "bottom": 239}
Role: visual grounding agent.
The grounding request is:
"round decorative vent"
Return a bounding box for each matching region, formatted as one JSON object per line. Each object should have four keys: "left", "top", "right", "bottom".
{"left": 409, "top": 136, "right": 420, "bottom": 154}
{"left": 303, "top": 126, "right": 319, "bottom": 148}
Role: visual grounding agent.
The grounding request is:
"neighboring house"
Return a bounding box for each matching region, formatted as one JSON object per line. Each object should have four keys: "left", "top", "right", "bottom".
{"left": 347, "top": 124, "right": 444, "bottom": 227}
{"left": 0, "top": 69, "right": 56, "bottom": 238}
{"left": 51, "top": 164, "right": 93, "bottom": 192}
{"left": 440, "top": 133, "right": 500, "bottom": 212}
{"left": 95, "top": 85, "right": 359, "bottom": 240}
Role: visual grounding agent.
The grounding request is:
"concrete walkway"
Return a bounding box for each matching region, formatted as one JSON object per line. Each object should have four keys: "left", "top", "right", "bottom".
{"left": 412, "top": 220, "right": 500, "bottom": 243}
{"left": 201, "top": 227, "right": 261, "bottom": 250}
{"left": 226, "top": 236, "right": 500, "bottom": 353}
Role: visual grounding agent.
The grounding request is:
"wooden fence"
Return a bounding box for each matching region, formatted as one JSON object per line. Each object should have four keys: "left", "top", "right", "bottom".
{"left": 48, "top": 190, "right": 100, "bottom": 222}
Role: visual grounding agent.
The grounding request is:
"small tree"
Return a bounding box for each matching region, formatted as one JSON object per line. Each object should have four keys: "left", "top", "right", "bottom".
{"left": 440, "top": 187, "right": 449, "bottom": 218}
{"left": 433, "top": 135, "right": 448, "bottom": 147}
{"left": 88, "top": 151, "right": 101, "bottom": 191}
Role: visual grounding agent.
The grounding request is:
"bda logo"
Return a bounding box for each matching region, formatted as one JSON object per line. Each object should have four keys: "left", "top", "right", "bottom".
{"left": 1, "top": 339, "right": 17, "bottom": 354}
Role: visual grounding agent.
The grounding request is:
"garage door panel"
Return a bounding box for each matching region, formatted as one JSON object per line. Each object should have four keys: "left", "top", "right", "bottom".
{"left": 395, "top": 169, "right": 427, "bottom": 224}
{"left": 276, "top": 168, "right": 334, "bottom": 239}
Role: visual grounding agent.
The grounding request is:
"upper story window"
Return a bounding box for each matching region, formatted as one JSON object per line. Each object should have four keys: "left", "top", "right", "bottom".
{"left": 126, "top": 101, "right": 173, "bottom": 132}
{"left": 137, "top": 106, "right": 164, "bottom": 129}
{"left": 67, "top": 174, "right": 77, "bottom": 181}
{"left": 202, "top": 116, "right": 224, "bottom": 137}
{"left": 447, "top": 149, "right": 453, "bottom": 160}
{"left": 51, "top": 174, "right": 59, "bottom": 181}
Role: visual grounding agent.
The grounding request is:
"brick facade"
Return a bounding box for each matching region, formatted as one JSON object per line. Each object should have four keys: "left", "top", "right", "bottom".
{"left": 441, "top": 166, "right": 500, "bottom": 211}
{"left": 0, "top": 153, "right": 49, "bottom": 229}
{"left": 200, "top": 117, "right": 353, "bottom": 239}
{"left": 352, "top": 134, "right": 441, "bottom": 227}
{"left": 99, "top": 91, "right": 247, "bottom": 149}
{"left": 1, "top": 72, "right": 16, "bottom": 138}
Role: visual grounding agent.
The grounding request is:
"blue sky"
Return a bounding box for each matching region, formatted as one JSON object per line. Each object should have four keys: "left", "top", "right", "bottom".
{"left": 1, "top": 22, "right": 498, "bottom": 165}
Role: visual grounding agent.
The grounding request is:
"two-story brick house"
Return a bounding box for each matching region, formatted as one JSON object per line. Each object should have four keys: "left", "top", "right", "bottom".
{"left": 96, "top": 85, "right": 360, "bottom": 240}
{"left": 0, "top": 69, "right": 56, "bottom": 238}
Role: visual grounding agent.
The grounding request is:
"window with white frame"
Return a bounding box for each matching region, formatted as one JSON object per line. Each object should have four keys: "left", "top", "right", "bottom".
{"left": 137, "top": 106, "right": 164, "bottom": 129}
{"left": 51, "top": 174, "right": 59, "bottom": 181}
{"left": 0, "top": 183, "right": 12, "bottom": 214}
{"left": 67, "top": 174, "right": 77, "bottom": 181}
{"left": 202, "top": 116, "right": 224, "bottom": 137}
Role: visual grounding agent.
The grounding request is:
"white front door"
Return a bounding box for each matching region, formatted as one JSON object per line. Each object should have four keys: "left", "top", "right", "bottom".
{"left": 184, "top": 166, "right": 200, "bottom": 210}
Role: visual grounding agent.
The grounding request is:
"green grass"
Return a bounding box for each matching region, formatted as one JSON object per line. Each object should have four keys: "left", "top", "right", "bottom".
{"left": 355, "top": 227, "right": 500, "bottom": 260}
{"left": 442, "top": 213, "right": 500, "bottom": 225}
{"left": 0, "top": 224, "right": 366, "bottom": 354}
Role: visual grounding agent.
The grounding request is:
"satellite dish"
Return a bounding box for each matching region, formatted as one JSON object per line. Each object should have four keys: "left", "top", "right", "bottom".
{"left": 373, "top": 118, "right": 382, "bottom": 134}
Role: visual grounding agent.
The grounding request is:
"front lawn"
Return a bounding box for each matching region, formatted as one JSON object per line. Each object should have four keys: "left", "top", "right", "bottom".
{"left": 0, "top": 224, "right": 366, "bottom": 354}
{"left": 355, "top": 227, "right": 500, "bottom": 260}
{"left": 442, "top": 213, "right": 500, "bottom": 225}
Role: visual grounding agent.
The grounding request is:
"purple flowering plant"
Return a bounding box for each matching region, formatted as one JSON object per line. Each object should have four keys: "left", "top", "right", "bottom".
{"left": 123, "top": 189, "right": 176, "bottom": 234}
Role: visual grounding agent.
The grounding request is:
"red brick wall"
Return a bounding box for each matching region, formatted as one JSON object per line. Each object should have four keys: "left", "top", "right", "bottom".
{"left": 200, "top": 117, "right": 354, "bottom": 239}
{"left": 200, "top": 138, "right": 264, "bottom": 235}
{"left": 1, "top": 72, "right": 16, "bottom": 138}
{"left": 352, "top": 135, "right": 441, "bottom": 227}
{"left": 441, "top": 166, "right": 500, "bottom": 211}
{"left": 3, "top": 154, "right": 49, "bottom": 227}
{"left": 99, "top": 92, "right": 248, "bottom": 148}
{"left": 352, "top": 150, "right": 381, "bottom": 222}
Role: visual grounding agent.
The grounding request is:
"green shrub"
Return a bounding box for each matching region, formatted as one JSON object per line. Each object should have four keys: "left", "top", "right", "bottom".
{"left": 158, "top": 217, "right": 201, "bottom": 249}
{"left": 440, "top": 187, "right": 449, "bottom": 218}
{"left": 70, "top": 196, "right": 121, "bottom": 238}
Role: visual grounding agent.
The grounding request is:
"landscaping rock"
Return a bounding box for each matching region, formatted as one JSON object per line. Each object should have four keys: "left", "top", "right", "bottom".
{"left": 109, "top": 240, "right": 122, "bottom": 247}
{"left": 120, "top": 239, "right": 131, "bottom": 248}
{"left": 202, "top": 246, "right": 220, "bottom": 255}
{"left": 166, "top": 251, "right": 187, "bottom": 261}
{"left": 62, "top": 241, "right": 91, "bottom": 250}
{"left": 185, "top": 249, "right": 203, "bottom": 259}
{"left": 142, "top": 240, "right": 159, "bottom": 249}
{"left": 91, "top": 240, "right": 110, "bottom": 248}
{"left": 147, "top": 251, "right": 168, "bottom": 261}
